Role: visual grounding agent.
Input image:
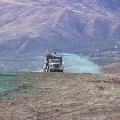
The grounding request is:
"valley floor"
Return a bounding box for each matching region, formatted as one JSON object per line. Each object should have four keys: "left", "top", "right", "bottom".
{"left": 0, "top": 73, "right": 120, "bottom": 120}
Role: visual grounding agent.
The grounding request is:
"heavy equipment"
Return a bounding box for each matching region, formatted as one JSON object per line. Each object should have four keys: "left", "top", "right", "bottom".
{"left": 44, "top": 52, "right": 64, "bottom": 72}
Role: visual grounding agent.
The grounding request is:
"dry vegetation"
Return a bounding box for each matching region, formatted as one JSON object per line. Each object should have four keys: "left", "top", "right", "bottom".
{"left": 0, "top": 73, "right": 120, "bottom": 120}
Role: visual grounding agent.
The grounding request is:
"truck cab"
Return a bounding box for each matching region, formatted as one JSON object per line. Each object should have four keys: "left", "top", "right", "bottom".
{"left": 44, "top": 53, "right": 64, "bottom": 72}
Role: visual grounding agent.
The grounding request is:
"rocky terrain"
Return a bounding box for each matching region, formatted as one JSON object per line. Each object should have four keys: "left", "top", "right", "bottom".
{"left": 0, "top": 72, "right": 120, "bottom": 120}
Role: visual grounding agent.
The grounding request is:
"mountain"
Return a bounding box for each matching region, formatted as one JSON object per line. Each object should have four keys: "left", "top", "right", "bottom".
{"left": 0, "top": 0, "right": 120, "bottom": 56}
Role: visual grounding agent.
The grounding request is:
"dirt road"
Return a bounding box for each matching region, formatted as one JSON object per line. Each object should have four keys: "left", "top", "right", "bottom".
{"left": 0, "top": 73, "right": 120, "bottom": 120}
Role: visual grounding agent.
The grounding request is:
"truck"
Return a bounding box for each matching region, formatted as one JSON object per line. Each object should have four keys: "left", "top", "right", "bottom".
{"left": 44, "top": 52, "right": 64, "bottom": 72}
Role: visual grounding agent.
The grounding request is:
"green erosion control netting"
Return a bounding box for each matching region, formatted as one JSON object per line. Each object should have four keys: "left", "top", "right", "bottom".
{"left": 0, "top": 72, "right": 32, "bottom": 101}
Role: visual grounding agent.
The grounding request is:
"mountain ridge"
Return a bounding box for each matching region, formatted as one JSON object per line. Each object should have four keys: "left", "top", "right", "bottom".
{"left": 0, "top": 0, "right": 120, "bottom": 56}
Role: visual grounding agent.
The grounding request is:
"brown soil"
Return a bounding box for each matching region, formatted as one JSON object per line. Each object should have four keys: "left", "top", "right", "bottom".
{"left": 0, "top": 73, "right": 120, "bottom": 120}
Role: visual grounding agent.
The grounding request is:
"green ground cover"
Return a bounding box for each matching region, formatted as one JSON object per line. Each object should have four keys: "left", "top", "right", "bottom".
{"left": 0, "top": 72, "right": 32, "bottom": 101}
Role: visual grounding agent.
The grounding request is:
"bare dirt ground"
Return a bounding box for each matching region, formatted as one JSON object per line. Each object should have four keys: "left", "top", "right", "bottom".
{"left": 0, "top": 73, "right": 120, "bottom": 120}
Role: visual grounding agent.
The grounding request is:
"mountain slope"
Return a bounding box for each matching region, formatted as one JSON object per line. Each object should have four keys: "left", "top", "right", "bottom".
{"left": 103, "top": 62, "right": 120, "bottom": 74}
{"left": 0, "top": 0, "right": 120, "bottom": 56}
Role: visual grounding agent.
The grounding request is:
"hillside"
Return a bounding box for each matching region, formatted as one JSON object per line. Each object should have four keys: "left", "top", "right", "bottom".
{"left": 0, "top": 73, "right": 120, "bottom": 119}
{"left": 0, "top": 0, "right": 120, "bottom": 56}
{"left": 103, "top": 62, "right": 120, "bottom": 74}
